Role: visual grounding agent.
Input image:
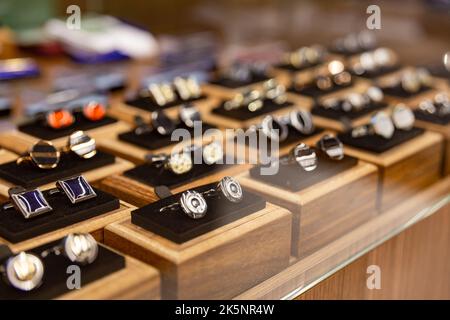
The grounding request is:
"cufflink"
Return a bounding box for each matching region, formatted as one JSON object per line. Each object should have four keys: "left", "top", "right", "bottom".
{"left": 352, "top": 111, "right": 394, "bottom": 139}
{"left": 152, "top": 110, "right": 176, "bottom": 136}
{"left": 316, "top": 135, "right": 344, "bottom": 160}
{"left": 284, "top": 110, "right": 315, "bottom": 135}
{"left": 202, "top": 176, "right": 243, "bottom": 203}
{"left": 16, "top": 140, "right": 60, "bottom": 169}
{"left": 160, "top": 190, "right": 208, "bottom": 220}
{"left": 50, "top": 175, "right": 97, "bottom": 204}
{"left": 63, "top": 131, "right": 97, "bottom": 159}
{"left": 46, "top": 109, "right": 74, "bottom": 129}
{"left": 263, "top": 79, "right": 287, "bottom": 105}
{"left": 1, "top": 252, "right": 44, "bottom": 291}
{"left": 202, "top": 141, "right": 224, "bottom": 165}
{"left": 179, "top": 104, "right": 201, "bottom": 128}
{"left": 60, "top": 233, "right": 98, "bottom": 265}
{"left": 288, "top": 143, "right": 318, "bottom": 171}
{"left": 82, "top": 101, "right": 106, "bottom": 122}
{"left": 3, "top": 187, "right": 53, "bottom": 219}
{"left": 261, "top": 115, "right": 289, "bottom": 142}
{"left": 391, "top": 104, "right": 415, "bottom": 130}
{"left": 146, "top": 152, "right": 193, "bottom": 175}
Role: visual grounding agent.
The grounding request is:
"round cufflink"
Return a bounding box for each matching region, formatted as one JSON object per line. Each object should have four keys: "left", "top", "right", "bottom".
{"left": 46, "top": 109, "right": 74, "bottom": 130}
{"left": 366, "top": 86, "right": 384, "bottom": 103}
{"left": 160, "top": 190, "right": 208, "bottom": 220}
{"left": 179, "top": 104, "right": 201, "bottom": 128}
{"left": 16, "top": 140, "right": 60, "bottom": 170}
{"left": 261, "top": 115, "right": 288, "bottom": 142}
{"left": 391, "top": 104, "right": 415, "bottom": 130}
{"left": 2, "top": 252, "right": 44, "bottom": 291}
{"left": 316, "top": 135, "right": 344, "bottom": 160}
{"left": 243, "top": 90, "right": 263, "bottom": 112}
{"left": 290, "top": 143, "right": 318, "bottom": 171}
{"left": 371, "top": 111, "right": 395, "bottom": 139}
{"left": 61, "top": 233, "right": 98, "bottom": 265}
{"left": 146, "top": 152, "right": 193, "bottom": 175}
{"left": 63, "top": 131, "right": 97, "bottom": 159}
{"left": 82, "top": 101, "right": 106, "bottom": 122}
{"left": 202, "top": 176, "right": 243, "bottom": 203}
{"left": 287, "top": 110, "right": 315, "bottom": 135}
{"left": 202, "top": 141, "right": 224, "bottom": 165}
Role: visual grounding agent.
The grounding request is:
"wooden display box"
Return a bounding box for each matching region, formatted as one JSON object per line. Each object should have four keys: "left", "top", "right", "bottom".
{"left": 0, "top": 121, "right": 130, "bottom": 155}
{"left": 342, "top": 131, "right": 444, "bottom": 212}
{"left": 104, "top": 203, "right": 292, "bottom": 299}
{"left": 414, "top": 120, "right": 450, "bottom": 176}
{"left": 59, "top": 255, "right": 161, "bottom": 300}
{"left": 108, "top": 96, "right": 220, "bottom": 125}
{"left": 0, "top": 148, "right": 17, "bottom": 165}
{"left": 237, "top": 161, "right": 378, "bottom": 258}
{"left": 0, "top": 201, "right": 134, "bottom": 252}
{"left": 0, "top": 155, "right": 133, "bottom": 197}
{"left": 98, "top": 163, "right": 252, "bottom": 207}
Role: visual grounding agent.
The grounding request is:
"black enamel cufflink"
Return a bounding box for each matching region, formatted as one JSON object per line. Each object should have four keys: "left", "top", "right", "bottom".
{"left": 49, "top": 175, "right": 97, "bottom": 204}
{"left": 4, "top": 187, "right": 53, "bottom": 219}
{"left": 316, "top": 135, "right": 344, "bottom": 160}
{"left": 16, "top": 140, "right": 60, "bottom": 170}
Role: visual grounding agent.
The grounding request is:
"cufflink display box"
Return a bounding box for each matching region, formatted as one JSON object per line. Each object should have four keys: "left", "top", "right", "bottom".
{"left": 237, "top": 152, "right": 378, "bottom": 258}
{"left": 108, "top": 96, "right": 219, "bottom": 125}
{"left": 98, "top": 162, "right": 251, "bottom": 207}
{"left": 201, "top": 72, "right": 291, "bottom": 100}
{"left": 338, "top": 129, "right": 443, "bottom": 211}
{"left": 0, "top": 189, "right": 133, "bottom": 248}
{"left": 0, "top": 119, "right": 129, "bottom": 155}
{"left": 0, "top": 151, "right": 133, "bottom": 197}
{"left": 97, "top": 121, "right": 220, "bottom": 164}
{"left": 0, "top": 148, "right": 17, "bottom": 165}
{"left": 0, "top": 238, "right": 160, "bottom": 300}
{"left": 414, "top": 112, "right": 450, "bottom": 176}
{"left": 104, "top": 186, "right": 291, "bottom": 299}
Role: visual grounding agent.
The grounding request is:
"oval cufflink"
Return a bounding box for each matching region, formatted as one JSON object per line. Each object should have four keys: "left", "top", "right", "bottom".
{"left": 16, "top": 140, "right": 60, "bottom": 170}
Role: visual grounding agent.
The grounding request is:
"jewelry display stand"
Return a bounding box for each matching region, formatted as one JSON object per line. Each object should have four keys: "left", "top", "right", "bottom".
{"left": 0, "top": 239, "right": 161, "bottom": 299}
{"left": 0, "top": 151, "right": 133, "bottom": 196}
{"left": 212, "top": 99, "right": 293, "bottom": 122}
{"left": 0, "top": 188, "right": 119, "bottom": 243}
{"left": 338, "top": 129, "right": 443, "bottom": 211}
{"left": 104, "top": 186, "right": 292, "bottom": 299}
{"left": 98, "top": 161, "right": 251, "bottom": 207}
{"left": 288, "top": 81, "right": 354, "bottom": 98}
{"left": 238, "top": 152, "right": 378, "bottom": 258}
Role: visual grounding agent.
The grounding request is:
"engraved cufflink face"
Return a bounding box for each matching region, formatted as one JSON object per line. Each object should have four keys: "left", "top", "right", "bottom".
{"left": 217, "top": 177, "right": 243, "bottom": 203}
{"left": 4, "top": 252, "right": 44, "bottom": 291}
{"left": 391, "top": 104, "right": 415, "bottom": 130}
{"left": 371, "top": 111, "right": 395, "bottom": 139}
{"left": 167, "top": 152, "right": 193, "bottom": 175}
{"left": 10, "top": 188, "right": 53, "bottom": 219}
{"left": 291, "top": 143, "right": 318, "bottom": 171}
{"left": 180, "top": 190, "right": 207, "bottom": 219}
{"left": 67, "top": 131, "right": 97, "bottom": 159}
{"left": 62, "top": 233, "right": 98, "bottom": 265}
{"left": 202, "top": 141, "right": 223, "bottom": 165}
{"left": 56, "top": 175, "right": 97, "bottom": 204}
{"left": 317, "top": 135, "right": 344, "bottom": 160}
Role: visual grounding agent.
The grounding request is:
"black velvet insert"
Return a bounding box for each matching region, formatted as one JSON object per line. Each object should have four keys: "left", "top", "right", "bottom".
{"left": 427, "top": 65, "right": 450, "bottom": 80}
{"left": 212, "top": 99, "right": 293, "bottom": 121}
{"left": 18, "top": 112, "right": 118, "bottom": 140}
{"left": 288, "top": 81, "right": 353, "bottom": 98}
{"left": 131, "top": 183, "right": 266, "bottom": 243}
{"left": 209, "top": 73, "right": 270, "bottom": 89}
{"left": 414, "top": 110, "right": 450, "bottom": 126}
{"left": 311, "top": 102, "right": 387, "bottom": 120}
{"left": 382, "top": 85, "right": 431, "bottom": 99}
{"left": 0, "top": 188, "right": 119, "bottom": 243}
{"left": 125, "top": 94, "right": 207, "bottom": 112}
{"left": 0, "top": 239, "right": 125, "bottom": 299}
{"left": 274, "top": 62, "right": 321, "bottom": 72}
{"left": 124, "top": 160, "right": 233, "bottom": 190}
{"left": 329, "top": 47, "right": 371, "bottom": 56}
{"left": 249, "top": 151, "right": 358, "bottom": 192}
{"left": 119, "top": 122, "right": 216, "bottom": 150}
{"left": 0, "top": 107, "right": 11, "bottom": 118}
{"left": 338, "top": 127, "right": 424, "bottom": 154}
{"left": 0, "top": 151, "right": 115, "bottom": 188}
{"left": 353, "top": 65, "right": 401, "bottom": 79}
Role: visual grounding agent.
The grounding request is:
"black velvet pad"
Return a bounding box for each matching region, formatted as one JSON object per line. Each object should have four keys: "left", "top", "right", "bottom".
{"left": 0, "top": 151, "right": 115, "bottom": 188}
{"left": 124, "top": 160, "right": 233, "bottom": 190}
{"left": 414, "top": 110, "right": 450, "bottom": 126}
{"left": 274, "top": 62, "right": 321, "bottom": 72}
{"left": 209, "top": 73, "right": 270, "bottom": 89}
{"left": 18, "top": 112, "right": 118, "bottom": 140}
{"left": 427, "top": 65, "right": 450, "bottom": 80}
{"left": 118, "top": 122, "right": 216, "bottom": 150}
{"left": 0, "top": 239, "right": 125, "bottom": 299}
{"left": 382, "top": 85, "right": 432, "bottom": 99}
{"left": 338, "top": 127, "right": 424, "bottom": 154}
{"left": 0, "top": 107, "right": 11, "bottom": 118}
{"left": 288, "top": 81, "right": 353, "bottom": 98}
{"left": 212, "top": 99, "right": 293, "bottom": 121}
{"left": 0, "top": 188, "right": 119, "bottom": 243}
{"left": 124, "top": 94, "right": 207, "bottom": 112}
{"left": 249, "top": 151, "right": 358, "bottom": 192}
{"left": 329, "top": 47, "right": 372, "bottom": 56}
{"left": 353, "top": 65, "right": 401, "bottom": 79}
{"left": 131, "top": 183, "right": 266, "bottom": 243}
{"left": 311, "top": 102, "right": 387, "bottom": 120}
